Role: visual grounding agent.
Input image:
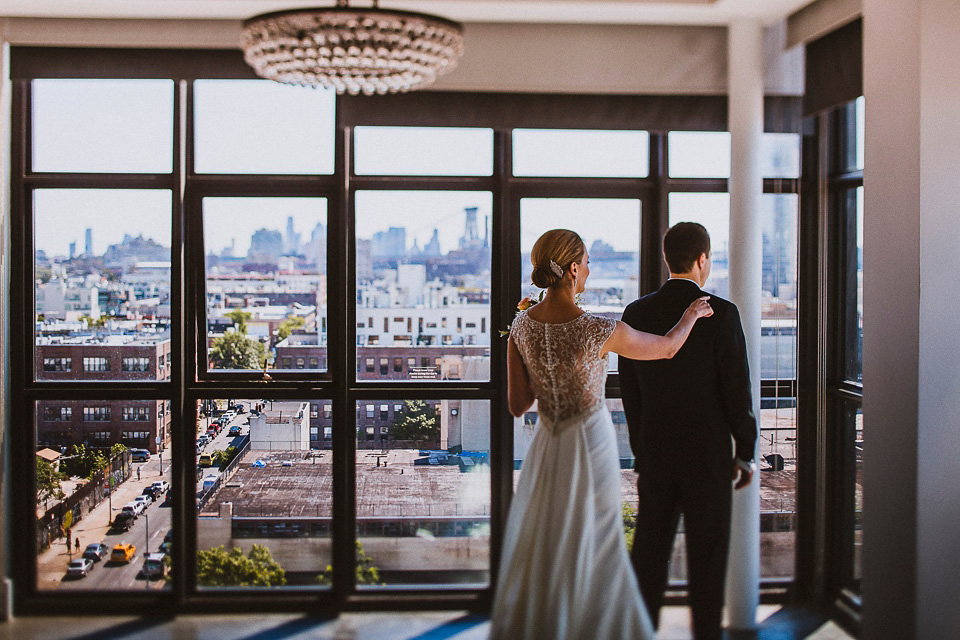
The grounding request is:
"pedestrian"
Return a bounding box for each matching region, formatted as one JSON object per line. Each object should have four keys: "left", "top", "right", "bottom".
{"left": 137, "top": 466, "right": 141, "bottom": 481}
{"left": 75, "top": 538, "right": 80, "bottom": 553}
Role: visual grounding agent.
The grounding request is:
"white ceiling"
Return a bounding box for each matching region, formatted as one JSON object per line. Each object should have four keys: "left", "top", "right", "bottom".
{"left": 0, "top": 0, "right": 817, "bottom": 26}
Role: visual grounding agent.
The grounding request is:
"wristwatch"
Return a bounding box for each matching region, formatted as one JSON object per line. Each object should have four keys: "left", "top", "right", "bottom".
{"left": 734, "top": 458, "right": 756, "bottom": 473}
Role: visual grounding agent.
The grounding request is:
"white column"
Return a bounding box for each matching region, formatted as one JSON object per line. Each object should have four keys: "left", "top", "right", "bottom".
{"left": 725, "top": 19, "right": 763, "bottom": 631}
{"left": 0, "top": 40, "right": 12, "bottom": 620}
{"left": 862, "top": 0, "right": 960, "bottom": 638}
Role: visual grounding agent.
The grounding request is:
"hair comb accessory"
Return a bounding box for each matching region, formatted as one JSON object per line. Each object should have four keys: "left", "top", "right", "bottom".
{"left": 548, "top": 260, "right": 563, "bottom": 277}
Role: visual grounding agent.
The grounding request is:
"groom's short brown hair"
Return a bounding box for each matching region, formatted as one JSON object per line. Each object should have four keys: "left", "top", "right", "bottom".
{"left": 663, "top": 222, "right": 711, "bottom": 274}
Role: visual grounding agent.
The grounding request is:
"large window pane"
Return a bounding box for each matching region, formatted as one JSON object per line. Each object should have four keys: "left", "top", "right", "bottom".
{"left": 34, "top": 189, "right": 172, "bottom": 382}
{"left": 356, "top": 399, "right": 490, "bottom": 587}
{"left": 520, "top": 198, "right": 640, "bottom": 372}
{"left": 354, "top": 127, "right": 493, "bottom": 176}
{"left": 851, "top": 403, "right": 864, "bottom": 583}
{"left": 512, "top": 129, "right": 650, "bottom": 177}
{"left": 668, "top": 192, "right": 730, "bottom": 298}
{"left": 761, "top": 194, "right": 799, "bottom": 380}
{"left": 843, "top": 187, "right": 864, "bottom": 382}
{"left": 761, "top": 133, "right": 802, "bottom": 179}
{"left": 32, "top": 79, "right": 174, "bottom": 174}
{"left": 194, "top": 80, "right": 335, "bottom": 175}
{"left": 36, "top": 399, "right": 173, "bottom": 591}
{"left": 668, "top": 131, "right": 731, "bottom": 178}
{"left": 197, "top": 399, "right": 332, "bottom": 589}
{"left": 355, "top": 191, "right": 491, "bottom": 382}
{"left": 203, "top": 198, "right": 328, "bottom": 374}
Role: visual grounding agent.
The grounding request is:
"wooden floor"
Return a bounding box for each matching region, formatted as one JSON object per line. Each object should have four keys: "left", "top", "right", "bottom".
{"left": 0, "top": 606, "right": 853, "bottom": 640}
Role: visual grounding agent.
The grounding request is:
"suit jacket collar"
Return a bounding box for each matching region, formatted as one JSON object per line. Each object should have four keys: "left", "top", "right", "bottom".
{"left": 661, "top": 278, "right": 703, "bottom": 295}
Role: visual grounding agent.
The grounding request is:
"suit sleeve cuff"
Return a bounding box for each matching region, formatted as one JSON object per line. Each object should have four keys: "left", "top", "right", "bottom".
{"left": 734, "top": 457, "right": 755, "bottom": 473}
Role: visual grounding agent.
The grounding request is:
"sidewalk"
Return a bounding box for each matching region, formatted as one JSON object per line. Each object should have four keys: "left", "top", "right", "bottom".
{"left": 36, "top": 458, "right": 168, "bottom": 589}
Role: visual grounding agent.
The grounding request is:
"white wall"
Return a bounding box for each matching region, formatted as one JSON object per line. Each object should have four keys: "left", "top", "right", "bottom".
{"left": 863, "top": 0, "right": 960, "bottom": 637}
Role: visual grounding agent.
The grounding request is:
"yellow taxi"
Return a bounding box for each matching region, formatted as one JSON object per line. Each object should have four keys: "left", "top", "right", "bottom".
{"left": 110, "top": 542, "right": 136, "bottom": 563}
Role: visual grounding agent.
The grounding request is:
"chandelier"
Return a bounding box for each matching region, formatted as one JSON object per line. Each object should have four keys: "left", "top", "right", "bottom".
{"left": 242, "top": 1, "right": 465, "bottom": 95}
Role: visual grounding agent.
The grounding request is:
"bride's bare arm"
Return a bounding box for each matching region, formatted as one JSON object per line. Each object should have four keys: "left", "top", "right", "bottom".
{"left": 604, "top": 297, "right": 713, "bottom": 361}
{"left": 507, "top": 336, "right": 536, "bottom": 417}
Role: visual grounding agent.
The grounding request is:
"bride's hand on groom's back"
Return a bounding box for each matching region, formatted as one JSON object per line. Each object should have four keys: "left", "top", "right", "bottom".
{"left": 684, "top": 296, "right": 713, "bottom": 320}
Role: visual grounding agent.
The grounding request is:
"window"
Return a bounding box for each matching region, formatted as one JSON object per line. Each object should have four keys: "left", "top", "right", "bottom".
{"left": 82, "top": 357, "right": 110, "bottom": 372}
{"left": 122, "top": 406, "right": 150, "bottom": 421}
{"left": 83, "top": 406, "right": 111, "bottom": 421}
{"left": 42, "top": 406, "right": 71, "bottom": 421}
{"left": 42, "top": 358, "right": 71, "bottom": 372}
{"left": 122, "top": 357, "right": 151, "bottom": 372}
{"left": 12, "top": 49, "right": 802, "bottom": 614}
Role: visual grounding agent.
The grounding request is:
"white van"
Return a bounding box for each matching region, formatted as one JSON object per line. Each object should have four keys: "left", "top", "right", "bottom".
{"left": 201, "top": 474, "right": 218, "bottom": 493}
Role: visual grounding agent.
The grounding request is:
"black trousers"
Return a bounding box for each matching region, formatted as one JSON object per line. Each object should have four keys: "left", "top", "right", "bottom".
{"left": 631, "top": 458, "right": 733, "bottom": 640}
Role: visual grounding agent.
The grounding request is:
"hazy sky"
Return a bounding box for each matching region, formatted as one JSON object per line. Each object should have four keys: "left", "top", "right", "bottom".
{"left": 30, "top": 77, "right": 796, "bottom": 259}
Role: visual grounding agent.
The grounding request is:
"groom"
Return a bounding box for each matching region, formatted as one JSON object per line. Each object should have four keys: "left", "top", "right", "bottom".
{"left": 619, "top": 222, "right": 757, "bottom": 640}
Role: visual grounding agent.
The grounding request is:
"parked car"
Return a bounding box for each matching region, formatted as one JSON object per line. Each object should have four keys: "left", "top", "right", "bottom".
{"left": 163, "top": 529, "right": 173, "bottom": 543}
{"left": 131, "top": 449, "right": 151, "bottom": 462}
{"left": 151, "top": 480, "right": 170, "bottom": 494}
{"left": 66, "top": 558, "right": 94, "bottom": 578}
{"left": 122, "top": 501, "right": 144, "bottom": 517}
{"left": 110, "top": 542, "right": 136, "bottom": 563}
{"left": 201, "top": 474, "right": 218, "bottom": 493}
{"left": 112, "top": 512, "right": 135, "bottom": 532}
{"left": 141, "top": 552, "right": 167, "bottom": 579}
{"left": 205, "top": 427, "right": 217, "bottom": 439}
{"left": 198, "top": 453, "right": 214, "bottom": 468}
{"left": 227, "top": 426, "right": 241, "bottom": 437}
{"left": 159, "top": 540, "right": 173, "bottom": 555}
{"left": 141, "top": 486, "right": 159, "bottom": 501}
{"left": 82, "top": 542, "right": 109, "bottom": 563}
{"left": 133, "top": 495, "right": 152, "bottom": 510}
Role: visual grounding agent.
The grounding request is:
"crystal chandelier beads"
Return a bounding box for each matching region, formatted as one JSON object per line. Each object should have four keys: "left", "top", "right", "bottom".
{"left": 242, "top": 3, "right": 465, "bottom": 95}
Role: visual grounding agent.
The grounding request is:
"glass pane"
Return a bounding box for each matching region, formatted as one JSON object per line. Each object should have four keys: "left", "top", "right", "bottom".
{"left": 759, "top": 402, "right": 797, "bottom": 579}
{"left": 761, "top": 133, "right": 801, "bottom": 179}
{"left": 197, "top": 399, "right": 331, "bottom": 589}
{"left": 668, "top": 192, "right": 730, "bottom": 298}
{"left": 355, "top": 191, "right": 492, "bottom": 382}
{"left": 761, "top": 194, "right": 799, "bottom": 380}
{"left": 34, "top": 189, "right": 172, "bottom": 382}
{"left": 856, "top": 96, "right": 865, "bottom": 171}
{"left": 194, "top": 80, "right": 335, "bottom": 175}
{"left": 519, "top": 198, "right": 641, "bottom": 372}
{"left": 668, "top": 131, "right": 731, "bottom": 178}
{"left": 512, "top": 129, "right": 649, "bottom": 177}
{"left": 843, "top": 187, "right": 864, "bottom": 382}
{"left": 36, "top": 399, "right": 173, "bottom": 591}
{"left": 356, "top": 399, "right": 490, "bottom": 587}
{"left": 354, "top": 127, "right": 493, "bottom": 176}
{"left": 851, "top": 403, "right": 864, "bottom": 583}
{"left": 203, "top": 198, "right": 328, "bottom": 374}
{"left": 32, "top": 79, "right": 173, "bottom": 174}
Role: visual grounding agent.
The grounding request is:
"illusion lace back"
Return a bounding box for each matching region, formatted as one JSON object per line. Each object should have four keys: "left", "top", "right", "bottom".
{"left": 510, "top": 311, "right": 616, "bottom": 426}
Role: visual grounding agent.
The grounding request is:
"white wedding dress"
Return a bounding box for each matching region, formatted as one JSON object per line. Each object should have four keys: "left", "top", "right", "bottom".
{"left": 490, "top": 311, "right": 656, "bottom": 640}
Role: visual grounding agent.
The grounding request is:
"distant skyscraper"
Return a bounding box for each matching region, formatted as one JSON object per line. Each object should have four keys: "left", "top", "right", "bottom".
{"left": 248, "top": 228, "right": 284, "bottom": 264}
{"left": 460, "top": 207, "right": 480, "bottom": 250}
{"left": 84, "top": 228, "right": 93, "bottom": 257}
{"left": 284, "top": 216, "right": 301, "bottom": 255}
{"left": 305, "top": 222, "right": 327, "bottom": 273}
{"left": 356, "top": 239, "right": 374, "bottom": 281}
{"left": 372, "top": 227, "right": 406, "bottom": 263}
{"left": 423, "top": 228, "right": 442, "bottom": 257}
{"left": 69, "top": 241, "right": 77, "bottom": 259}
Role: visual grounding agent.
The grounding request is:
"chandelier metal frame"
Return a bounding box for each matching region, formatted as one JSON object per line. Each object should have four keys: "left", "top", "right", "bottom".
{"left": 242, "top": 1, "right": 465, "bottom": 95}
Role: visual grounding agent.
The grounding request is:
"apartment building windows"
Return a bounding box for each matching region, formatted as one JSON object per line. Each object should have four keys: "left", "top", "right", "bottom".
{"left": 82, "top": 406, "right": 111, "bottom": 421}
{"left": 121, "top": 406, "right": 150, "bottom": 421}
{"left": 82, "top": 357, "right": 109, "bottom": 372}
{"left": 42, "top": 406, "right": 71, "bottom": 421}
{"left": 42, "top": 357, "right": 71, "bottom": 372}
{"left": 121, "top": 357, "right": 151, "bottom": 372}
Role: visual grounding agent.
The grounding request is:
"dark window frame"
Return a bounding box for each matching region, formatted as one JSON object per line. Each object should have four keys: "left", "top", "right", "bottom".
{"left": 9, "top": 46, "right": 802, "bottom": 617}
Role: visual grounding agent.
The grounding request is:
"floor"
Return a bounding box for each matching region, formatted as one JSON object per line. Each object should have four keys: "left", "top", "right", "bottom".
{"left": 0, "top": 606, "right": 854, "bottom": 640}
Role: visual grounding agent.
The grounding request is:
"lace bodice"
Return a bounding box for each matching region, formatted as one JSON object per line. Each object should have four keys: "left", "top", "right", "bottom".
{"left": 511, "top": 311, "right": 617, "bottom": 425}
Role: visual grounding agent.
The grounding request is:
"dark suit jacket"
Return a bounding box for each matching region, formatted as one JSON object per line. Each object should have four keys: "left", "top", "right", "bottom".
{"left": 619, "top": 279, "right": 756, "bottom": 472}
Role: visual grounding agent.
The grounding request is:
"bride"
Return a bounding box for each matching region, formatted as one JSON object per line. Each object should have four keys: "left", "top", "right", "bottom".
{"left": 490, "top": 229, "right": 712, "bottom": 640}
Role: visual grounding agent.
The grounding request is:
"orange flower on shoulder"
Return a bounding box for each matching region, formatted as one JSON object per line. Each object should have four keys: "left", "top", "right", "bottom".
{"left": 517, "top": 296, "right": 534, "bottom": 311}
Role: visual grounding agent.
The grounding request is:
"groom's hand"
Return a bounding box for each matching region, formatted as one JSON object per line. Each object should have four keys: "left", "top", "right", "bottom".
{"left": 733, "top": 460, "right": 755, "bottom": 490}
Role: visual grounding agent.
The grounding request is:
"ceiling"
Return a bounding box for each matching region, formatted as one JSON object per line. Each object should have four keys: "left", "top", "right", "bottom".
{"left": 0, "top": 0, "right": 817, "bottom": 26}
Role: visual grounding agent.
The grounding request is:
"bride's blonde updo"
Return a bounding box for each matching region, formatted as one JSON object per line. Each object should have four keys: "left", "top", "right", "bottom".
{"left": 530, "top": 229, "right": 586, "bottom": 289}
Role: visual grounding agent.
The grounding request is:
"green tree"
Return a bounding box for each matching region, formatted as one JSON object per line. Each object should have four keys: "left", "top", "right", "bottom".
{"left": 78, "top": 314, "right": 106, "bottom": 328}
{"left": 110, "top": 443, "right": 127, "bottom": 458}
{"left": 36, "top": 457, "right": 65, "bottom": 508}
{"left": 61, "top": 444, "right": 109, "bottom": 480}
{"left": 316, "top": 541, "right": 383, "bottom": 586}
{"left": 224, "top": 308, "right": 252, "bottom": 335}
{"left": 36, "top": 267, "right": 53, "bottom": 284}
{"left": 275, "top": 315, "right": 305, "bottom": 342}
{"left": 622, "top": 503, "right": 637, "bottom": 550}
{"left": 209, "top": 331, "right": 265, "bottom": 370}
{"left": 196, "top": 544, "right": 286, "bottom": 587}
{"left": 212, "top": 446, "right": 240, "bottom": 471}
{"left": 390, "top": 400, "right": 440, "bottom": 445}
